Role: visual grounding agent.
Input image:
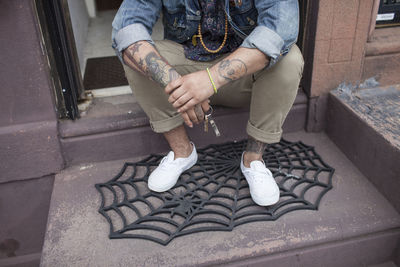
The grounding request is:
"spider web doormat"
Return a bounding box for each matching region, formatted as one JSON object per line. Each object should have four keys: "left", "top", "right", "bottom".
{"left": 95, "top": 139, "right": 334, "bottom": 245}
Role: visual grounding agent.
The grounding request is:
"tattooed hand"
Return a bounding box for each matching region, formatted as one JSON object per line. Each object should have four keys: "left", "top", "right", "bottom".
{"left": 165, "top": 70, "right": 215, "bottom": 113}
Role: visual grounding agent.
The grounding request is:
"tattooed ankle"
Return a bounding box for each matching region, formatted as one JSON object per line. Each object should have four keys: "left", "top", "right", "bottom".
{"left": 245, "top": 137, "right": 266, "bottom": 154}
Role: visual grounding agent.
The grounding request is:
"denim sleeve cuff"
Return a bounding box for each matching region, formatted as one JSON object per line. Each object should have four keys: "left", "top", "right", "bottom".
{"left": 113, "top": 23, "right": 154, "bottom": 63}
{"left": 240, "top": 25, "right": 284, "bottom": 68}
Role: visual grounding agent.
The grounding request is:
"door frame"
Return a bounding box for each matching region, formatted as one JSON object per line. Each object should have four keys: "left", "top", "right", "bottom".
{"left": 35, "top": 0, "right": 84, "bottom": 120}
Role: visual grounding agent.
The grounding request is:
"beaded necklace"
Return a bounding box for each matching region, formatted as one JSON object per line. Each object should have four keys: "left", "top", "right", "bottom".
{"left": 195, "top": 4, "right": 229, "bottom": 54}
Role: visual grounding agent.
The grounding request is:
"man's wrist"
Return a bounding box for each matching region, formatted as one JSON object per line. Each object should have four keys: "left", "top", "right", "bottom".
{"left": 206, "top": 68, "right": 218, "bottom": 94}
{"left": 164, "top": 68, "right": 181, "bottom": 93}
{"left": 208, "top": 67, "right": 225, "bottom": 91}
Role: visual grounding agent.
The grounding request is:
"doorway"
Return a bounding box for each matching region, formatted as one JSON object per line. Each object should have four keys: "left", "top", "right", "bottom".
{"left": 36, "top": 0, "right": 313, "bottom": 120}
{"left": 63, "top": 0, "right": 165, "bottom": 98}
{"left": 69, "top": 0, "right": 130, "bottom": 98}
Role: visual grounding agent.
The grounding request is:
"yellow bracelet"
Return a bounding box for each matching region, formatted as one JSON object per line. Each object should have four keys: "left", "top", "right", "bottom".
{"left": 206, "top": 68, "right": 218, "bottom": 94}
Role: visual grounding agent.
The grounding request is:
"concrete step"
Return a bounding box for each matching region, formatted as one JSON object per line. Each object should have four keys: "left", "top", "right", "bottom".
{"left": 58, "top": 89, "right": 308, "bottom": 166}
{"left": 368, "top": 262, "right": 398, "bottom": 267}
{"left": 327, "top": 84, "right": 400, "bottom": 213}
{"left": 0, "top": 252, "right": 41, "bottom": 267}
{"left": 40, "top": 131, "right": 400, "bottom": 267}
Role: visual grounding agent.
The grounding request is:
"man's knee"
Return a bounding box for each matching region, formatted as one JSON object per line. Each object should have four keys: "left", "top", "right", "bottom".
{"left": 269, "top": 45, "right": 304, "bottom": 93}
{"left": 282, "top": 45, "right": 304, "bottom": 82}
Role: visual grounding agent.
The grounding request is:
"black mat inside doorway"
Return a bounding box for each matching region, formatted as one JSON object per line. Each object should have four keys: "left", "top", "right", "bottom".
{"left": 83, "top": 56, "right": 128, "bottom": 90}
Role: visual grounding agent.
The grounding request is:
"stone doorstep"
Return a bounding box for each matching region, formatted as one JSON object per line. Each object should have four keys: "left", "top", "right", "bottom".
{"left": 0, "top": 252, "right": 41, "bottom": 267}
{"left": 58, "top": 90, "right": 308, "bottom": 166}
{"left": 221, "top": 231, "right": 400, "bottom": 267}
{"left": 59, "top": 89, "right": 308, "bottom": 138}
{"left": 0, "top": 175, "right": 54, "bottom": 266}
{"left": 368, "top": 262, "right": 398, "bottom": 267}
{"left": 327, "top": 86, "right": 400, "bottom": 213}
{"left": 0, "top": 120, "right": 64, "bottom": 184}
{"left": 366, "top": 27, "right": 400, "bottom": 57}
{"left": 40, "top": 131, "right": 400, "bottom": 267}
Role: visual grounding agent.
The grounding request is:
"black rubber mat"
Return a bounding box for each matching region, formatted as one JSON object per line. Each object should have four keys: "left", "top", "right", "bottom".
{"left": 83, "top": 56, "right": 128, "bottom": 90}
{"left": 95, "top": 139, "right": 334, "bottom": 245}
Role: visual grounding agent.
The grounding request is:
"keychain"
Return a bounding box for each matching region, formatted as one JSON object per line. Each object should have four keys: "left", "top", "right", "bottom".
{"left": 204, "top": 106, "right": 221, "bottom": 137}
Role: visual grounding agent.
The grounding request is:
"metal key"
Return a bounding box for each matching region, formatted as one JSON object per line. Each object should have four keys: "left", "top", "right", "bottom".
{"left": 204, "top": 106, "right": 221, "bottom": 137}
{"left": 204, "top": 114, "right": 209, "bottom": 132}
{"left": 208, "top": 116, "right": 221, "bottom": 137}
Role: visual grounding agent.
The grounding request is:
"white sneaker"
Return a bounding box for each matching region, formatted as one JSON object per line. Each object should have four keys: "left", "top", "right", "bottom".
{"left": 240, "top": 152, "right": 280, "bottom": 206}
{"left": 148, "top": 142, "right": 198, "bottom": 192}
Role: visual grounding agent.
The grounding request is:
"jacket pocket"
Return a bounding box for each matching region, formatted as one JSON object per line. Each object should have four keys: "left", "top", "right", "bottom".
{"left": 230, "top": 1, "right": 258, "bottom": 35}
{"left": 162, "top": 0, "right": 185, "bottom": 14}
{"left": 162, "top": 7, "right": 188, "bottom": 42}
{"left": 229, "top": 0, "right": 254, "bottom": 15}
{"left": 163, "top": 11, "right": 186, "bottom": 30}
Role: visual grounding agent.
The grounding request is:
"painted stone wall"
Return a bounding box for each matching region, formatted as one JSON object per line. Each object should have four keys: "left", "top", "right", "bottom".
{"left": 310, "top": 0, "right": 375, "bottom": 97}
{"left": 0, "top": 0, "right": 64, "bottom": 265}
{"left": 0, "top": 0, "right": 64, "bottom": 183}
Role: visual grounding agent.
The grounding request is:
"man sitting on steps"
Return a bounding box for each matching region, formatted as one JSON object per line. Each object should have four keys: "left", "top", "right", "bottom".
{"left": 111, "top": 0, "right": 304, "bottom": 206}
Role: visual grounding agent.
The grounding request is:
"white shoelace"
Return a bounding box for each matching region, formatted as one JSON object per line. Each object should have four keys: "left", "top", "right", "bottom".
{"left": 250, "top": 170, "right": 269, "bottom": 183}
{"left": 158, "top": 153, "right": 185, "bottom": 171}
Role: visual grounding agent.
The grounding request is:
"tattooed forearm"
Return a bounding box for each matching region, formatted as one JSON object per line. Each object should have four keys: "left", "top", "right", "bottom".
{"left": 130, "top": 42, "right": 143, "bottom": 55}
{"left": 123, "top": 41, "right": 181, "bottom": 87}
{"left": 217, "top": 58, "right": 248, "bottom": 82}
{"left": 125, "top": 49, "right": 147, "bottom": 76}
{"left": 246, "top": 136, "right": 267, "bottom": 154}
{"left": 145, "top": 52, "right": 172, "bottom": 86}
{"left": 169, "top": 68, "right": 180, "bottom": 82}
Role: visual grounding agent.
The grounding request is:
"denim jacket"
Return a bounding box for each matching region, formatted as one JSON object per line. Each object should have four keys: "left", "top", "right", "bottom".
{"left": 112, "top": 0, "right": 299, "bottom": 67}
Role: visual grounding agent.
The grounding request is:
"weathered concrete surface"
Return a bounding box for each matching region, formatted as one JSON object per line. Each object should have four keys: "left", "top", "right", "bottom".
{"left": 368, "top": 262, "right": 398, "bottom": 267}
{"left": 328, "top": 85, "right": 400, "bottom": 213}
{"left": 40, "top": 132, "right": 400, "bottom": 267}
{"left": 332, "top": 85, "right": 400, "bottom": 149}
{"left": 0, "top": 121, "right": 64, "bottom": 183}
{"left": 0, "top": 176, "right": 54, "bottom": 260}
{"left": 223, "top": 230, "right": 400, "bottom": 267}
{"left": 0, "top": 252, "right": 41, "bottom": 267}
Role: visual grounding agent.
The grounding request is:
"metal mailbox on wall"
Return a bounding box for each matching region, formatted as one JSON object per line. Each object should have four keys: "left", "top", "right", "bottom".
{"left": 376, "top": 0, "right": 400, "bottom": 27}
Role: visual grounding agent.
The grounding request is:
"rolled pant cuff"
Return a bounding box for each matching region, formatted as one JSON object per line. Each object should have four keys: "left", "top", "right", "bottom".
{"left": 150, "top": 114, "right": 184, "bottom": 133}
{"left": 246, "top": 121, "right": 282, "bottom": 144}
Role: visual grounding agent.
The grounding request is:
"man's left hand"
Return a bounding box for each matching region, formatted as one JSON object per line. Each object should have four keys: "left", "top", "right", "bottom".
{"left": 165, "top": 70, "right": 215, "bottom": 113}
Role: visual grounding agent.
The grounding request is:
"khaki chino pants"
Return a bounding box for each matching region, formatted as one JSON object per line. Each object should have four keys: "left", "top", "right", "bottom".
{"left": 123, "top": 40, "right": 304, "bottom": 144}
